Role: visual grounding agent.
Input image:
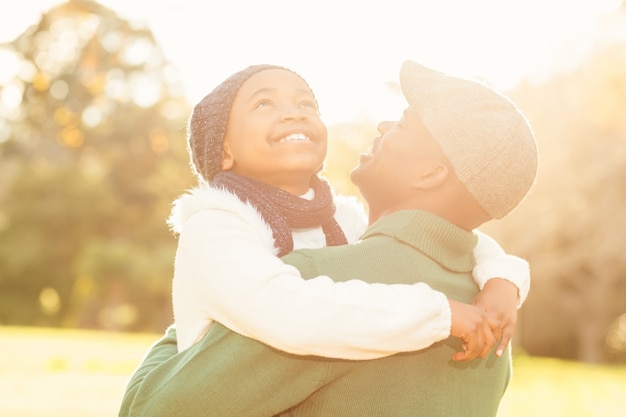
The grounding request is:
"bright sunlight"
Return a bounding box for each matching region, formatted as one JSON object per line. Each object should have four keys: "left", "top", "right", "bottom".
{"left": 0, "top": 0, "right": 622, "bottom": 125}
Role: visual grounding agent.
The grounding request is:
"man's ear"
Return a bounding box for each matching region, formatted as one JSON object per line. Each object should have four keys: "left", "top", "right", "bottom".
{"left": 221, "top": 142, "right": 234, "bottom": 171}
{"left": 411, "top": 162, "right": 448, "bottom": 190}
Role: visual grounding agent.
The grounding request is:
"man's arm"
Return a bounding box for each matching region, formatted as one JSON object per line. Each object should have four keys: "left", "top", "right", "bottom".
{"left": 119, "top": 324, "right": 343, "bottom": 417}
{"left": 119, "top": 326, "right": 179, "bottom": 416}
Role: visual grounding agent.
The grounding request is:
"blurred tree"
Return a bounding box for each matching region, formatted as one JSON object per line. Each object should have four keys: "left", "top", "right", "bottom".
{"left": 482, "top": 9, "right": 626, "bottom": 363}
{"left": 0, "top": 0, "right": 194, "bottom": 332}
{"left": 324, "top": 121, "right": 376, "bottom": 201}
{"left": 0, "top": 0, "right": 624, "bottom": 366}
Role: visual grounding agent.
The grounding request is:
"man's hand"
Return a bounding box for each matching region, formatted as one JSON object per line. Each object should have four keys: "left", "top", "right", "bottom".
{"left": 472, "top": 278, "right": 519, "bottom": 357}
{"left": 448, "top": 300, "right": 501, "bottom": 361}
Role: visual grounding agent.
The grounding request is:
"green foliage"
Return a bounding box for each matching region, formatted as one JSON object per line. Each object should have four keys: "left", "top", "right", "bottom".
{"left": 0, "top": 0, "right": 194, "bottom": 332}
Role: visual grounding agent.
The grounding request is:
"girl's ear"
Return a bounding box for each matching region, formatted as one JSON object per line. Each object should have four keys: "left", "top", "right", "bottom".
{"left": 411, "top": 161, "right": 449, "bottom": 190}
{"left": 221, "top": 142, "right": 234, "bottom": 171}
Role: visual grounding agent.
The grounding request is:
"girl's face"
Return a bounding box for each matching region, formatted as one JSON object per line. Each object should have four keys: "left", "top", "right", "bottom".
{"left": 221, "top": 69, "right": 328, "bottom": 194}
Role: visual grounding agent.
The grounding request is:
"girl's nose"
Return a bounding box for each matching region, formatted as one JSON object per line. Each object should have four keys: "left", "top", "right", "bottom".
{"left": 281, "top": 104, "right": 308, "bottom": 121}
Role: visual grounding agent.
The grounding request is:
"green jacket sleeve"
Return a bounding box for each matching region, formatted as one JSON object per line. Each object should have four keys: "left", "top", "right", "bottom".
{"left": 119, "top": 325, "right": 179, "bottom": 416}
{"left": 119, "top": 323, "right": 350, "bottom": 417}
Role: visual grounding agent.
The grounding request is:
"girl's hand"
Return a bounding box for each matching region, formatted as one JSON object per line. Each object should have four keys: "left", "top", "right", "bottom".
{"left": 472, "top": 278, "right": 519, "bottom": 357}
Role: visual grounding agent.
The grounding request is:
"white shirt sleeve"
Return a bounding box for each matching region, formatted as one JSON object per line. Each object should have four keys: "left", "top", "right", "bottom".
{"left": 472, "top": 229, "right": 531, "bottom": 307}
{"left": 173, "top": 208, "right": 451, "bottom": 360}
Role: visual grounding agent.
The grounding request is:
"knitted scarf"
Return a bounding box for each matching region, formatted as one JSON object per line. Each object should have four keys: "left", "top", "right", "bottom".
{"left": 212, "top": 171, "right": 348, "bottom": 256}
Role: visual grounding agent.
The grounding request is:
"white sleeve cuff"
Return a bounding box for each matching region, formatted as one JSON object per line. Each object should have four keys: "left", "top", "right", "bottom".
{"left": 473, "top": 256, "right": 530, "bottom": 307}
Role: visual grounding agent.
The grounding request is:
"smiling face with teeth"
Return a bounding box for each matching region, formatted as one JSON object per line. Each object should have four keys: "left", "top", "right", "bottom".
{"left": 220, "top": 68, "right": 328, "bottom": 195}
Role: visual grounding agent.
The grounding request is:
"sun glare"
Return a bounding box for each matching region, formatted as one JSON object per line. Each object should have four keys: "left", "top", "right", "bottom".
{"left": 0, "top": 0, "right": 623, "bottom": 124}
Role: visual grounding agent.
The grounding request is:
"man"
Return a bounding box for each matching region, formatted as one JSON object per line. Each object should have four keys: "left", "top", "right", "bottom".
{"left": 119, "top": 60, "right": 537, "bottom": 417}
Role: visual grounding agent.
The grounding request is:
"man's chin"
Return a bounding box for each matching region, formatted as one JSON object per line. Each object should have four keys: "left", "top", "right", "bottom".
{"left": 349, "top": 165, "right": 359, "bottom": 180}
{"left": 349, "top": 164, "right": 366, "bottom": 188}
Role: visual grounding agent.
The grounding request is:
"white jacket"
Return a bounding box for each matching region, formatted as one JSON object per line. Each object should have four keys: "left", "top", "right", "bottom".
{"left": 170, "top": 185, "right": 529, "bottom": 359}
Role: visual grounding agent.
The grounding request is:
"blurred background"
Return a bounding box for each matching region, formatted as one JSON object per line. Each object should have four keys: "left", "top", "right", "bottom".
{"left": 0, "top": 0, "right": 625, "bottom": 415}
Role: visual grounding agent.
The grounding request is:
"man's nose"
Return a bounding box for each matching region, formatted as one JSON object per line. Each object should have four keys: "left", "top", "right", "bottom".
{"left": 377, "top": 121, "right": 393, "bottom": 134}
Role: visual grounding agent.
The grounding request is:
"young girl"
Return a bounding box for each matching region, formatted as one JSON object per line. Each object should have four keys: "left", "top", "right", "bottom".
{"left": 170, "top": 64, "right": 528, "bottom": 360}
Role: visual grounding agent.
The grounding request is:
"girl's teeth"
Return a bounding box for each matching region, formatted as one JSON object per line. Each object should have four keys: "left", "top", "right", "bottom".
{"left": 280, "top": 133, "right": 310, "bottom": 142}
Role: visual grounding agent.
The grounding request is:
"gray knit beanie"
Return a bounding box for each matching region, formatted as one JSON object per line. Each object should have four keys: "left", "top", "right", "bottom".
{"left": 399, "top": 60, "right": 537, "bottom": 219}
{"left": 188, "top": 64, "right": 317, "bottom": 183}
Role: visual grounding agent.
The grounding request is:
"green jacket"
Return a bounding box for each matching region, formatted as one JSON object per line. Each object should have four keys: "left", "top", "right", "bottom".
{"left": 119, "top": 210, "right": 511, "bottom": 417}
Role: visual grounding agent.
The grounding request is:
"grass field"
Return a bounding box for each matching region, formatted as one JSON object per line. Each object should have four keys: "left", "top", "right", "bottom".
{"left": 1, "top": 326, "right": 625, "bottom": 417}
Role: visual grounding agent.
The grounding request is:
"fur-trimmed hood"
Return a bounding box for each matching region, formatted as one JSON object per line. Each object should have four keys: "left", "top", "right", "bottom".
{"left": 167, "top": 185, "right": 368, "bottom": 244}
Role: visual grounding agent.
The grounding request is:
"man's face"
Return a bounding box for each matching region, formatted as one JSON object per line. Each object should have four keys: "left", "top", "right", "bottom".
{"left": 351, "top": 107, "right": 448, "bottom": 208}
{"left": 222, "top": 69, "right": 328, "bottom": 190}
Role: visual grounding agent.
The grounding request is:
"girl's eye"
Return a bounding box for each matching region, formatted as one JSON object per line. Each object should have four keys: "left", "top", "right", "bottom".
{"left": 254, "top": 99, "right": 273, "bottom": 109}
{"left": 299, "top": 100, "right": 318, "bottom": 111}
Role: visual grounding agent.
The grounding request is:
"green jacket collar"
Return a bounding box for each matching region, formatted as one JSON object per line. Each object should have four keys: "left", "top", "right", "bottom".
{"left": 362, "top": 210, "right": 477, "bottom": 272}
